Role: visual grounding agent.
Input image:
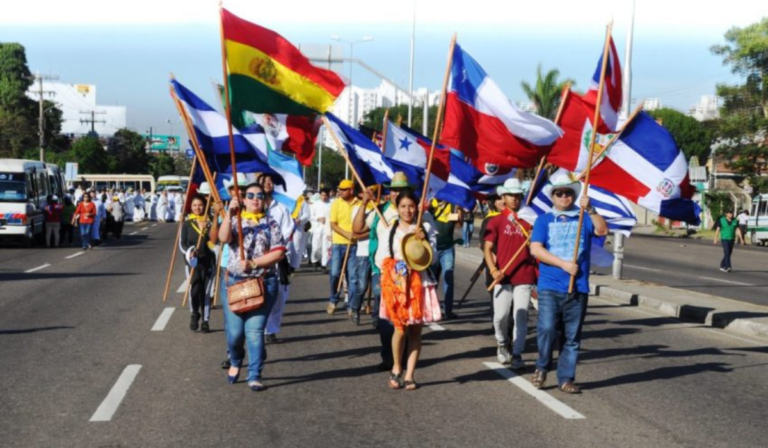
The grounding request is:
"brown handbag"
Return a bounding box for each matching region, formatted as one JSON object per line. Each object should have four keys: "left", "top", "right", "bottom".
{"left": 227, "top": 275, "right": 265, "bottom": 314}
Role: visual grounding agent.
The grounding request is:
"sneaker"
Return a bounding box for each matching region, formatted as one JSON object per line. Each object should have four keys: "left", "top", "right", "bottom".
{"left": 719, "top": 268, "right": 728, "bottom": 272}
{"left": 201, "top": 322, "right": 210, "bottom": 333}
{"left": 496, "top": 344, "right": 512, "bottom": 365}
{"left": 326, "top": 303, "right": 336, "bottom": 315}
{"left": 351, "top": 310, "right": 360, "bottom": 326}
{"left": 726, "top": 267, "right": 732, "bottom": 272}
{"left": 265, "top": 333, "right": 278, "bottom": 343}
{"left": 510, "top": 357, "right": 525, "bottom": 371}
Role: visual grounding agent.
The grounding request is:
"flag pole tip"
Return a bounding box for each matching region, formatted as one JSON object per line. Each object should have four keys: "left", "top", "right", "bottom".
{"left": 169, "top": 72, "right": 176, "bottom": 80}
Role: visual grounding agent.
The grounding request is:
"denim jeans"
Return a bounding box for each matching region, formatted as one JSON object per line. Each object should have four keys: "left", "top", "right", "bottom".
{"left": 348, "top": 256, "right": 370, "bottom": 312}
{"left": 535, "top": 289, "right": 587, "bottom": 386}
{"left": 720, "top": 240, "right": 734, "bottom": 269}
{"left": 329, "top": 243, "right": 357, "bottom": 305}
{"left": 431, "top": 247, "right": 455, "bottom": 315}
{"left": 223, "top": 274, "right": 278, "bottom": 382}
{"left": 462, "top": 222, "right": 474, "bottom": 246}
{"left": 79, "top": 223, "right": 92, "bottom": 249}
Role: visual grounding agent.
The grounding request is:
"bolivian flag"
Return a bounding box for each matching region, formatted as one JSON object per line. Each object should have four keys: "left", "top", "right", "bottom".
{"left": 221, "top": 8, "right": 345, "bottom": 116}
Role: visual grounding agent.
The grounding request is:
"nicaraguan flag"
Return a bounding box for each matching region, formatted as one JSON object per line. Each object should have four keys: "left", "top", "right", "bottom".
{"left": 325, "top": 113, "right": 394, "bottom": 186}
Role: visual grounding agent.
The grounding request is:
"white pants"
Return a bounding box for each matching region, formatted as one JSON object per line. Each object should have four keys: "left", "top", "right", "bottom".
{"left": 267, "top": 284, "right": 289, "bottom": 335}
{"left": 290, "top": 229, "right": 307, "bottom": 269}
{"left": 310, "top": 227, "right": 325, "bottom": 264}
{"left": 493, "top": 284, "right": 533, "bottom": 357}
{"left": 46, "top": 222, "right": 60, "bottom": 247}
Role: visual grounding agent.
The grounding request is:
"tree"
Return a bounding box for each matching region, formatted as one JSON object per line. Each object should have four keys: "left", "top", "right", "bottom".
{"left": 173, "top": 154, "right": 192, "bottom": 177}
{"left": 0, "top": 43, "right": 37, "bottom": 158}
{"left": 649, "top": 108, "right": 715, "bottom": 165}
{"left": 304, "top": 146, "right": 346, "bottom": 192}
{"left": 362, "top": 104, "right": 439, "bottom": 137}
{"left": 711, "top": 19, "right": 768, "bottom": 192}
{"left": 520, "top": 64, "right": 574, "bottom": 120}
{"left": 149, "top": 152, "right": 176, "bottom": 180}
{"left": 107, "top": 128, "right": 150, "bottom": 173}
{"left": 72, "top": 136, "right": 109, "bottom": 173}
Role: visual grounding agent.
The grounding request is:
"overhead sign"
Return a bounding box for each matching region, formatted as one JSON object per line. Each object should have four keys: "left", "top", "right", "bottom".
{"left": 65, "top": 162, "right": 79, "bottom": 181}
{"left": 144, "top": 134, "right": 180, "bottom": 152}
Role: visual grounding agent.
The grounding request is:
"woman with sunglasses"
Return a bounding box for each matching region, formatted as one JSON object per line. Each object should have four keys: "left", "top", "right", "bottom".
{"left": 218, "top": 183, "right": 287, "bottom": 392}
{"left": 181, "top": 194, "right": 215, "bottom": 333}
{"left": 378, "top": 190, "right": 440, "bottom": 391}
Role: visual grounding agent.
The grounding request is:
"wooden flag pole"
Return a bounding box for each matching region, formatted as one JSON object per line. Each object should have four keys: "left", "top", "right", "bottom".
{"left": 486, "top": 233, "right": 533, "bottom": 291}
{"left": 218, "top": 5, "right": 245, "bottom": 261}
{"left": 182, "top": 190, "right": 215, "bottom": 308}
{"left": 525, "top": 84, "right": 571, "bottom": 205}
{"left": 417, "top": 33, "right": 456, "bottom": 230}
{"left": 321, "top": 116, "right": 389, "bottom": 227}
{"left": 212, "top": 244, "right": 224, "bottom": 308}
{"left": 379, "top": 109, "right": 390, "bottom": 152}
{"left": 336, "top": 239, "right": 353, "bottom": 294}
{"left": 568, "top": 22, "right": 614, "bottom": 294}
{"left": 163, "top": 156, "right": 198, "bottom": 302}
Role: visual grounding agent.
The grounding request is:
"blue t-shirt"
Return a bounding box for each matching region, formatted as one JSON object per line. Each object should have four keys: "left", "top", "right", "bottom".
{"left": 531, "top": 210, "right": 595, "bottom": 294}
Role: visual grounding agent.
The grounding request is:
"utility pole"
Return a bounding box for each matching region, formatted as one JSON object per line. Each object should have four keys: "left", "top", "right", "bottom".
{"left": 31, "top": 72, "right": 59, "bottom": 162}
{"left": 80, "top": 110, "right": 107, "bottom": 136}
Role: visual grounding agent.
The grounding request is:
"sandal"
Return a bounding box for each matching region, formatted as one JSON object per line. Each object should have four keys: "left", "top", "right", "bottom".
{"left": 559, "top": 381, "right": 581, "bottom": 394}
{"left": 404, "top": 380, "right": 419, "bottom": 391}
{"left": 388, "top": 371, "right": 404, "bottom": 389}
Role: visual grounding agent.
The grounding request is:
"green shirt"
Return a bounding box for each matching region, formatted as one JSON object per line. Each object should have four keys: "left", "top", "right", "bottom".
{"left": 717, "top": 216, "right": 739, "bottom": 240}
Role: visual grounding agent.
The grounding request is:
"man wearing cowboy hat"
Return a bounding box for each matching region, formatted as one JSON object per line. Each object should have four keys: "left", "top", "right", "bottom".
{"left": 529, "top": 171, "right": 607, "bottom": 394}
{"left": 483, "top": 178, "right": 537, "bottom": 370}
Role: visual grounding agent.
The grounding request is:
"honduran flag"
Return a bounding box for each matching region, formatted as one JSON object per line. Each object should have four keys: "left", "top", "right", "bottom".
{"left": 583, "top": 36, "right": 623, "bottom": 133}
{"left": 434, "top": 153, "right": 484, "bottom": 210}
{"left": 325, "top": 113, "right": 395, "bottom": 186}
{"left": 383, "top": 121, "right": 451, "bottom": 192}
{"left": 588, "top": 112, "right": 701, "bottom": 225}
{"left": 442, "top": 43, "right": 563, "bottom": 171}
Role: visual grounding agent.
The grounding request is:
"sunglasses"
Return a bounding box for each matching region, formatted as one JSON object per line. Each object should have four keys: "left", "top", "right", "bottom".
{"left": 553, "top": 190, "right": 575, "bottom": 198}
{"left": 245, "top": 192, "right": 265, "bottom": 200}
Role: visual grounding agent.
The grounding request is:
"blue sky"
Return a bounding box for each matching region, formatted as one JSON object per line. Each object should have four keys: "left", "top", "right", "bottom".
{"left": 1, "top": 0, "right": 762, "bottom": 136}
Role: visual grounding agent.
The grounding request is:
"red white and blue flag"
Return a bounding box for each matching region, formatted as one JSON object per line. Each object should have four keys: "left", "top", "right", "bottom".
{"left": 583, "top": 36, "right": 623, "bottom": 133}
{"left": 441, "top": 43, "right": 562, "bottom": 171}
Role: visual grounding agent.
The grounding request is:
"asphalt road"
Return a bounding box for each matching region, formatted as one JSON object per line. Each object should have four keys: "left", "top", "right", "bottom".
{"left": 1, "top": 224, "right": 767, "bottom": 447}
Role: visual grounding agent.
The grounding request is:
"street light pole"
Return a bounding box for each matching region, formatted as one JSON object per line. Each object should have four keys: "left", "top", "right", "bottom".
{"left": 408, "top": 0, "right": 416, "bottom": 127}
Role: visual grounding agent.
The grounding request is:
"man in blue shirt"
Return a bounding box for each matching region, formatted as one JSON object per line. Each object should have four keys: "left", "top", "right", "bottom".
{"left": 530, "top": 172, "right": 607, "bottom": 394}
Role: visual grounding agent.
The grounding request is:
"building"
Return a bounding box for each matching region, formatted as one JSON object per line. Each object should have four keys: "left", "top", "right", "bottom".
{"left": 643, "top": 98, "right": 663, "bottom": 111}
{"left": 689, "top": 95, "right": 720, "bottom": 122}
{"left": 26, "top": 81, "right": 126, "bottom": 137}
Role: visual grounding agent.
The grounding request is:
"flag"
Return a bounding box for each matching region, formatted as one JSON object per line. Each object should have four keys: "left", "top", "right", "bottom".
{"left": 588, "top": 112, "right": 701, "bottom": 225}
{"left": 433, "top": 153, "right": 482, "bottom": 210}
{"left": 268, "top": 149, "right": 306, "bottom": 211}
{"left": 253, "top": 114, "right": 319, "bottom": 166}
{"left": 583, "top": 36, "right": 623, "bottom": 132}
{"left": 325, "top": 113, "right": 395, "bottom": 186}
{"left": 358, "top": 124, "right": 383, "bottom": 148}
{"left": 221, "top": 8, "right": 345, "bottom": 116}
{"left": 442, "top": 43, "right": 563, "bottom": 171}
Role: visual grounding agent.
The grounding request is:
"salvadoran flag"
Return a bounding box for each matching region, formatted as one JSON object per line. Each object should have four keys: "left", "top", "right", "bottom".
{"left": 583, "top": 36, "right": 623, "bottom": 133}
{"left": 442, "top": 43, "right": 563, "bottom": 171}
{"left": 588, "top": 112, "right": 701, "bottom": 225}
{"left": 325, "top": 113, "right": 395, "bottom": 186}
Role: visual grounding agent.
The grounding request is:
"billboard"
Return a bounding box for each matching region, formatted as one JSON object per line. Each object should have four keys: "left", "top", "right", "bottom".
{"left": 144, "top": 134, "right": 180, "bottom": 152}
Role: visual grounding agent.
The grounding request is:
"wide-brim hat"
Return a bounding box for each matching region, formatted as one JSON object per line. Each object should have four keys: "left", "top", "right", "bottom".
{"left": 198, "top": 182, "right": 212, "bottom": 195}
{"left": 386, "top": 171, "right": 411, "bottom": 189}
{"left": 401, "top": 232, "right": 433, "bottom": 272}
{"left": 544, "top": 170, "right": 582, "bottom": 199}
{"left": 223, "top": 173, "right": 252, "bottom": 189}
{"left": 496, "top": 178, "right": 524, "bottom": 196}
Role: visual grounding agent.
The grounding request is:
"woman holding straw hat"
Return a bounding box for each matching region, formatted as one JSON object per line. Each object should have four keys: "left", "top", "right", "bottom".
{"left": 181, "top": 193, "right": 215, "bottom": 333}
{"left": 379, "top": 190, "right": 441, "bottom": 391}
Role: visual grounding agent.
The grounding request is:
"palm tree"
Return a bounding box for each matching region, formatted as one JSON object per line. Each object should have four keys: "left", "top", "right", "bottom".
{"left": 520, "top": 65, "right": 574, "bottom": 120}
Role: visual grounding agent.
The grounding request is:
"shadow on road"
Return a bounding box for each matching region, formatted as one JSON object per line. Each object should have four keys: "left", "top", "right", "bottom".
{"left": 0, "top": 325, "right": 74, "bottom": 335}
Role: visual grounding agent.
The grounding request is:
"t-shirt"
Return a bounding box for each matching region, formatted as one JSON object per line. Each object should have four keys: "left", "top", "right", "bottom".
{"left": 531, "top": 209, "right": 595, "bottom": 294}
{"left": 737, "top": 213, "right": 749, "bottom": 226}
{"left": 74, "top": 202, "right": 97, "bottom": 224}
{"left": 484, "top": 210, "right": 537, "bottom": 285}
{"left": 715, "top": 216, "right": 739, "bottom": 240}
{"left": 45, "top": 204, "right": 63, "bottom": 223}
{"left": 433, "top": 202, "right": 457, "bottom": 250}
{"left": 330, "top": 197, "right": 359, "bottom": 245}
{"left": 373, "top": 203, "right": 401, "bottom": 272}
{"left": 352, "top": 203, "right": 376, "bottom": 257}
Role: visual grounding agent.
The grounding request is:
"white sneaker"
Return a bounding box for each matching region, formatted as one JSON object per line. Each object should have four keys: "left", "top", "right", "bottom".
{"left": 496, "top": 345, "right": 512, "bottom": 365}
{"left": 719, "top": 268, "right": 727, "bottom": 272}
{"left": 510, "top": 357, "right": 525, "bottom": 371}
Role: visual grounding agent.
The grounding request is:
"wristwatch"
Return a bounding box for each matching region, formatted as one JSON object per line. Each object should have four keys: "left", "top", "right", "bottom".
{"left": 586, "top": 205, "right": 597, "bottom": 215}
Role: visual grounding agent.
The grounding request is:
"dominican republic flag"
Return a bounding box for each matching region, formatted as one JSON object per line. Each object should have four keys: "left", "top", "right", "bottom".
{"left": 588, "top": 112, "right": 701, "bottom": 225}
{"left": 583, "top": 36, "right": 623, "bottom": 133}
{"left": 547, "top": 91, "right": 615, "bottom": 173}
{"left": 442, "top": 43, "right": 563, "bottom": 171}
{"left": 325, "top": 113, "right": 395, "bottom": 186}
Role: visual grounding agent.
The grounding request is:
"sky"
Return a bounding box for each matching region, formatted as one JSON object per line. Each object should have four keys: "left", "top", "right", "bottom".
{"left": 1, "top": 0, "right": 765, "bottom": 137}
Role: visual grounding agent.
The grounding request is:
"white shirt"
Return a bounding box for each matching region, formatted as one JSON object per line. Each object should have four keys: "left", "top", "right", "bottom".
{"left": 352, "top": 204, "right": 376, "bottom": 257}
{"left": 737, "top": 213, "right": 749, "bottom": 225}
{"left": 267, "top": 199, "right": 295, "bottom": 241}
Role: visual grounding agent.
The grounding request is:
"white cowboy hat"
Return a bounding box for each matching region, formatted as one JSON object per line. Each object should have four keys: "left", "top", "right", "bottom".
{"left": 496, "top": 178, "right": 524, "bottom": 196}
{"left": 544, "top": 170, "right": 582, "bottom": 199}
{"left": 197, "top": 182, "right": 212, "bottom": 196}
{"left": 223, "top": 173, "right": 253, "bottom": 189}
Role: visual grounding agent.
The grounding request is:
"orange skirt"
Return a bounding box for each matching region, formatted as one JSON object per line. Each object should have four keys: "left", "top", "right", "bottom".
{"left": 380, "top": 258, "right": 442, "bottom": 331}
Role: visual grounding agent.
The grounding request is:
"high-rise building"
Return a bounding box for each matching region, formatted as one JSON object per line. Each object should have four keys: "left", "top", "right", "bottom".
{"left": 689, "top": 95, "right": 720, "bottom": 121}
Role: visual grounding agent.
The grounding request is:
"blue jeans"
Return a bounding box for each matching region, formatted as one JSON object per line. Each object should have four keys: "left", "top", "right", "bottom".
{"left": 462, "top": 222, "right": 474, "bottom": 246}
{"left": 329, "top": 243, "right": 357, "bottom": 305}
{"left": 720, "top": 240, "right": 734, "bottom": 269}
{"left": 223, "top": 274, "right": 278, "bottom": 382}
{"left": 349, "top": 256, "right": 370, "bottom": 312}
{"left": 79, "top": 223, "right": 92, "bottom": 249}
{"left": 431, "top": 247, "right": 455, "bottom": 315}
{"left": 535, "top": 289, "right": 587, "bottom": 386}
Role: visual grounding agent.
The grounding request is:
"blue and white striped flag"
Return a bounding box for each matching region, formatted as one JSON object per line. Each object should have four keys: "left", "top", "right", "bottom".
{"left": 325, "top": 113, "right": 394, "bottom": 186}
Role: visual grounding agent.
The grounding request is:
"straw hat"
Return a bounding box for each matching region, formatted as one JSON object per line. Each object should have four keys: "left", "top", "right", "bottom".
{"left": 386, "top": 172, "right": 411, "bottom": 189}
{"left": 401, "top": 232, "right": 433, "bottom": 272}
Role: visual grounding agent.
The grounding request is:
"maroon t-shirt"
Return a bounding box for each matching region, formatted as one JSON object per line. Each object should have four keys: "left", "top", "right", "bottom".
{"left": 483, "top": 209, "right": 537, "bottom": 285}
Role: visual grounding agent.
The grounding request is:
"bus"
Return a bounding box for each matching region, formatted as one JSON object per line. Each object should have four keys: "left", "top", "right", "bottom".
{"left": 157, "top": 175, "right": 189, "bottom": 192}
{"left": 0, "top": 159, "right": 49, "bottom": 245}
{"left": 73, "top": 174, "right": 156, "bottom": 193}
{"left": 747, "top": 193, "right": 768, "bottom": 246}
{"left": 46, "top": 163, "right": 65, "bottom": 199}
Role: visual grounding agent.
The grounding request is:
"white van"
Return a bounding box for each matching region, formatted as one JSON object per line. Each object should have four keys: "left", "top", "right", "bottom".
{"left": 46, "top": 163, "right": 65, "bottom": 199}
{"left": 748, "top": 194, "right": 768, "bottom": 246}
{"left": 0, "top": 159, "right": 49, "bottom": 245}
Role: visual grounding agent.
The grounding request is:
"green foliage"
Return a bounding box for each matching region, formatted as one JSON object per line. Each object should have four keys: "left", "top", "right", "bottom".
{"left": 706, "top": 191, "right": 735, "bottom": 224}
{"left": 173, "top": 155, "right": 192, "bottom": 177}
{"left": 149, "top": 152, "right": 177, "bottom": 179}
{"left": 304, "top": 146, "right": 346, "bottom": 192}
{"left": 0, "top": 43, "right": 33, "bottom": 110}
{"left": 72, "top": 137, "right": 109, "bottom": 173}
{"left": 107, "top": 128, "right": 150, "bottom": 173}
{"left": 649, "top": 108, "right": 714, "bottom": 165}
{"left": 520, "top": 65, "right": 574, "bottom": 120}
{"left": 362, "top": 104, "right": 439, "bottom": 137}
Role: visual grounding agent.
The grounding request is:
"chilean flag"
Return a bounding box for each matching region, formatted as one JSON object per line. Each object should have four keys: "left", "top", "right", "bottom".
{"left": 588, "top": 112, "right": 701, "bottom": 225}
{"left": 441, "top": 43, "right": 563, "bottom": 171}
{"left": 583, "top": 36, "right": 623, "bottom": 133}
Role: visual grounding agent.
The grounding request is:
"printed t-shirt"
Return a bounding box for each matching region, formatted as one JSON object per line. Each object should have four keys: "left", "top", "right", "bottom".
{"left": 483, "top": 209, "right": 536, "bottom": 285}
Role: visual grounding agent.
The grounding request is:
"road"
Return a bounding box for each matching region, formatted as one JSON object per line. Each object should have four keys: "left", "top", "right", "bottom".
{"left": 1, "top": 223, "right": 767, "bottom": 447}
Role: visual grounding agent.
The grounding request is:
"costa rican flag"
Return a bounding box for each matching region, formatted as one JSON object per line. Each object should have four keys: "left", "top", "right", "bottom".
{"left": 583, "top": 36, "right": 623, "bottom": 133}
{"left": 441, "top": 43, "right": 563, "bottom": 171}
{"left": 588, "top": 112, "right": 701, "bottom": 225}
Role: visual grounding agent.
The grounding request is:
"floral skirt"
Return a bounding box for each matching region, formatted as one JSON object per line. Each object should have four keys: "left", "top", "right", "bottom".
{"left": 380, "top": 258, "right": 442, "bottom": 331}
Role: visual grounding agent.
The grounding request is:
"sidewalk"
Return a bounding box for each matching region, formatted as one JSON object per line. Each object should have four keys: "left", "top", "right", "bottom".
{"left": 453, "top": 245, "right": 768, "bottom": 341}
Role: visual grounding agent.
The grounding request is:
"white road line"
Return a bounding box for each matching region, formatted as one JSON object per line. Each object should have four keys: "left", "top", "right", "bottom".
{"left": 697, "top": 276, "right": 753, "bottom": 286}
{"left": 428, "top": 323, "right": 446, "bottom": 331}
{"left": 176, "top": 279, "right": 188, "bottom": 294}
{"left": 624, "top": 264, "right": 662, "bottom": 272}
{"left": 151, "top": 224, "right": 157, "bottom": 227}
{"left": 89, "top": 365, "right": 142, "bottom": 422}
{"left": 129, "top": 231, "right": 138, "bottom": 236}
{"left": 24, "top": 263, "right": 51, "bottom": 273}
{"left": 151, "top": 308, "right": 175, "bottom": 332}
{"left": 65, "top": 251, "right": 85, "bottom": 260}
{"left": 483, "top": 362, "right": 586, "bottom": 420}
